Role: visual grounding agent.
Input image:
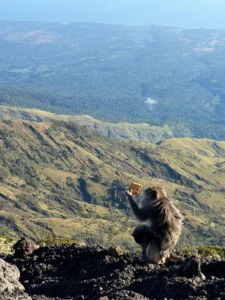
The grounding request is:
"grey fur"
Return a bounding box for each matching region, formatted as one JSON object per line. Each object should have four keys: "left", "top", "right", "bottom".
{"left": 126, "top": 186, "right": 183, "bottom": 264}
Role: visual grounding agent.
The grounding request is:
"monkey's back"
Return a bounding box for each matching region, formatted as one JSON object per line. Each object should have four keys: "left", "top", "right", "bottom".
{"left": 152, "top": 198, "right": 183, "bottom": 252}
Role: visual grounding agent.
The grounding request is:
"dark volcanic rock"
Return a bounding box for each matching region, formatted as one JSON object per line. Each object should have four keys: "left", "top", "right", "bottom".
{"left": 12, "top": 237, "right": 36, "bottom": 258}
{"left": 2, "top": 244, "right": 225, "bottom": 300}
{"left": 107, "top": 245, "right": 124, "bottom": 258}
{"left": 176, "top": 255, "right": 205, "bottom": 279}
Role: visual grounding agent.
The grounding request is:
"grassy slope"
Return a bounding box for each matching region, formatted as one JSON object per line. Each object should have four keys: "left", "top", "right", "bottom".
{"left": 0, "top": 120, "right": 225, "bottom": 249}
{"left": 0, "top": 106, "right": 173, "bottom": 143}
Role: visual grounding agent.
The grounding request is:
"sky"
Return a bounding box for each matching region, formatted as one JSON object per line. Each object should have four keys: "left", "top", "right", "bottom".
{"left": 1, "top": 0, "right": 225, "bottom": 29}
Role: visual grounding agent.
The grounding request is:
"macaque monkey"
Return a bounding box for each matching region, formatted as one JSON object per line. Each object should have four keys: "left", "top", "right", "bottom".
{"left": 126, "top": 186, "right": 183, "bottom": 264}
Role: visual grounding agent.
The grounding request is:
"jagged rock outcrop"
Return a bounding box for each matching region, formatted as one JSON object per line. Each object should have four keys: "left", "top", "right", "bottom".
{"left": 0, "top": 258, "right": 31, "bottom": 300}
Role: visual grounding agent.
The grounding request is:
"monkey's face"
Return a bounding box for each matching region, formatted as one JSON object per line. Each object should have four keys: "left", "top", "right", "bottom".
{"left": 144, "top": 188, "right": 157, "bottom": 201}
{"left": 145, "top": 186, "right": 167, "bottom": 201}
{"left": 142, "top": 186, "right": 167, "bottom": 205}
{"left": 140, "top": 188, "right": 156, "bottom": 208}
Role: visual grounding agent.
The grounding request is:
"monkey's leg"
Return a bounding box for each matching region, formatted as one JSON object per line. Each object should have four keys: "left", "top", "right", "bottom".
{"left": 131, "top": 226, "right": 149, "bottom": 264}
{"left": 132, "top": 225, "right": 153, "bottom": 264}
{"left": 146, "top": 239, "right": 162, "bottom": 264}
{"left": 138, "top": 243, "right": 150, "bottom": 264}
{"left": 132, "top": 225, "right": 147, "bottom": 244}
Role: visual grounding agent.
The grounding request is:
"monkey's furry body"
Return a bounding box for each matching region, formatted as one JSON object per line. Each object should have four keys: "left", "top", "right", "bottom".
{"left": 126, "top": 186, "right": 183, "bottom": 264}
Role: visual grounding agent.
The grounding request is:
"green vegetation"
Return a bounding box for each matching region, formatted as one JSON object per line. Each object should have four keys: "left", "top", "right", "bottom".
{"left": 0, "top": 236, "right": 16, "bottom": 254}
{"left": 0, "top": 120, "right": 225, "bottom": 249}
{"left": 184, "top": 246, "right": 225, "bottom": 258}
{"left": 0, "top": 21, "right": 225, "bottom": 139}
{"left": 37, "top": 237, "right": 78, "bottom": 246}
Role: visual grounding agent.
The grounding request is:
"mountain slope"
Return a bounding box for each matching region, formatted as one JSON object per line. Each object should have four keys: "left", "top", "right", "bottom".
{"left": 0, "top": 120, "right": 225, "bottom": 247}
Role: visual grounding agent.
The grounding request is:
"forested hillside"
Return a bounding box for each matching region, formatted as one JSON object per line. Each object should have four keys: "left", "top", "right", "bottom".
{"left": 0, "top": 120, "right": 225, "bottom": 248}
{"left": 1, "top": 21, "right": 225, "bottom": 139}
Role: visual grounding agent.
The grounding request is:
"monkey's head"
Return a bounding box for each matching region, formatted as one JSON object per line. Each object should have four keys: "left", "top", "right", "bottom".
{"left": 141, "top": 186, "right": 167, "bottom": 206}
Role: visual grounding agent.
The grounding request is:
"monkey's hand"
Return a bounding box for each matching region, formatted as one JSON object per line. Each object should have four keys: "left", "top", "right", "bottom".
{"left": 126, "top": 189, "right": 133, "bottom": 196}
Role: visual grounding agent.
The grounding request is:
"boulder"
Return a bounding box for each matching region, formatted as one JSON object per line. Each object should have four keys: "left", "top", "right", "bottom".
{"left": 0, "top": 258, "right": 31, "bottom": 300}
{"left": 108, "top": 245, "right": 124, "bottom": 257}
{"left": 12, "top": 237, "right": 36, "bottom": 258}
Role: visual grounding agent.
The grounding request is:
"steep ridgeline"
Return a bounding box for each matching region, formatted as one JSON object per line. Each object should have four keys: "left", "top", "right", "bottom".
{"left": 0, "top": 106, "right": 173, "bottom": 143}
{"left": 0, "top": 120, "right": 225, "bottom": 248}
{"left": 1, "top": 21, "right": 225, "bottom": 140}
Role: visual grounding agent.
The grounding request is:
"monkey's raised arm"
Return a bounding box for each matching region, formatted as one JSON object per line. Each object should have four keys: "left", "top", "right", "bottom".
{"left": 126, "top": 190, "right": 152, "bottom": 222}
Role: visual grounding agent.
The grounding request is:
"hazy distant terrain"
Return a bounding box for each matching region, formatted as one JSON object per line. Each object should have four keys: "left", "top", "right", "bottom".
{"left": 1, "top": 0, "right": 225, "bottom": 28}
{"left": 1, "top": 21, "right": 225, "bottom": 139}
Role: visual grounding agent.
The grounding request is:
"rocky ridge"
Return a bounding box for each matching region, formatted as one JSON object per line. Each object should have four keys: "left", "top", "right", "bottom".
{"left": 1, "top": 244, "right": 225, "bottom": 300}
